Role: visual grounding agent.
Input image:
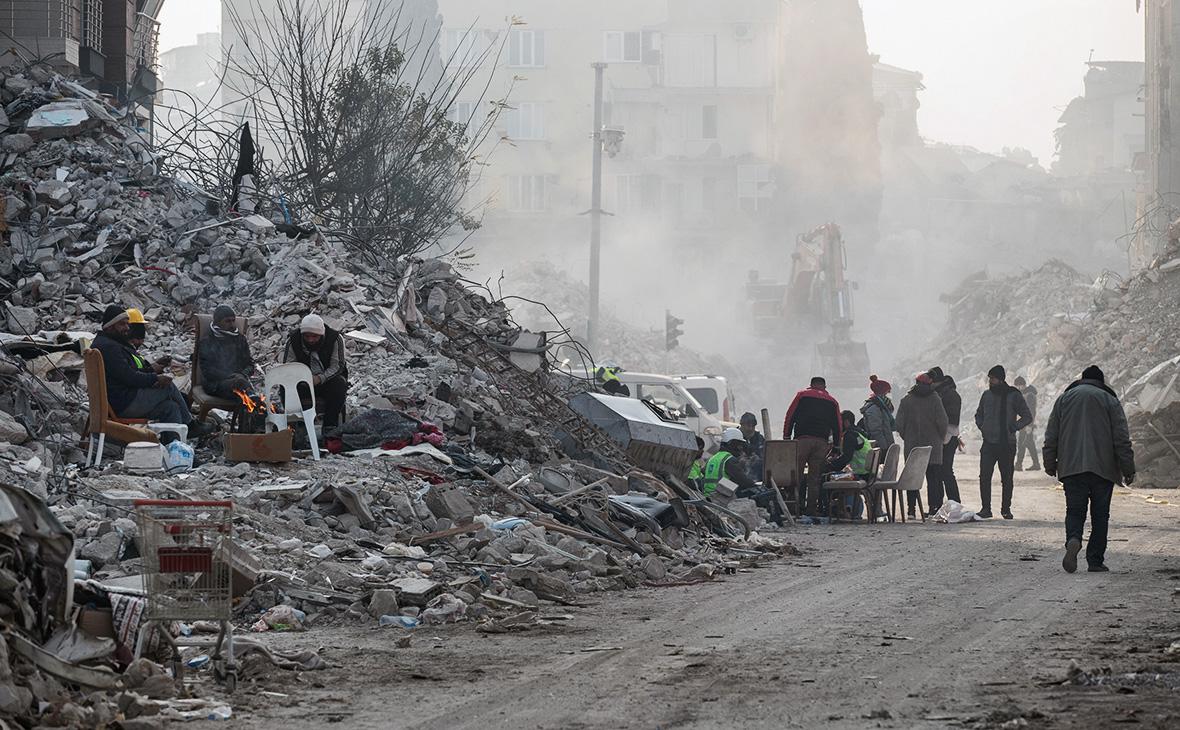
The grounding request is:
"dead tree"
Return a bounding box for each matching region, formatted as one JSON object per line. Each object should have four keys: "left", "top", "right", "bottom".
{"left": 156, "top": 0, "right": 509, "bottom": 274}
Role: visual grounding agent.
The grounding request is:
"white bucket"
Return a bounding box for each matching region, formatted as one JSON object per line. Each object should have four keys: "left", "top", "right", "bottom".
{"left": 146, "top": 422, "right": 189, "bottom": 442}
{"left": 124, "top": 442, "right": 165, "bottom": 473}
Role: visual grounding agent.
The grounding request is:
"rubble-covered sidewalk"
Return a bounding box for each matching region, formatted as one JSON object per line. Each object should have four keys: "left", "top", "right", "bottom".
{"left": 0, "top": 66, "right": 796, "bottom": 725}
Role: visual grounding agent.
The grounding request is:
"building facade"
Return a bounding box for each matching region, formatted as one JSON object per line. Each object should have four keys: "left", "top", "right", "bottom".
{"left": 435, "top": 0, "right": 785, "bottom": 268}
{"left": 0, "top": 0, "right": 163, "bottom": 105}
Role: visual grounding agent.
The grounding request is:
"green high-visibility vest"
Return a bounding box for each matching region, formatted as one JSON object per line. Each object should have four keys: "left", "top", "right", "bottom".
{"left": 849, "top": 430, "right": 873, "bottom": 476}
{"left": 596, "top": 366, "right": 621, "bottom": 384}
{"left": 702, "top": 451, "right": 733, "bottom": 496}
{"left": 688, "top": 461, "right": 703, "bottom": 481}
{"left": 131, "top": 352, "right": 148, "bottom": 371}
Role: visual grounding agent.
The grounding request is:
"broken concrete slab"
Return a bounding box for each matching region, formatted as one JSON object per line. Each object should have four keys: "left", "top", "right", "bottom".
{"left": 25, "top": 100, "right": 95, "bottom": 140}
{"left": 423, "top": 484, "right": 475, "bottom": 525}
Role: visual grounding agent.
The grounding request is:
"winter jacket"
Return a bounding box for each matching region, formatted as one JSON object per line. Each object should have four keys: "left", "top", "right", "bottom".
{"left": 974, "top": 384, "right": 1032, "bottom": 446}
{"left": 784, "top": 387, "right": 841, "bottom": 443}
{"left": 1042, "top": 379, "right": 1136, "bottom": 485}
{"left": 198, "top": 323, "right": 255, "bottom": 389}
{"left": 91, "top": 331, "right": 158, "bottom": 414}
{"left": 829, "top": 425, "right": 873, "bottom": 475}
{"left": 859, "top": 396, "right": 896, "bottom": 449}
{"left": 934, "top": 377, "right": 962, "bottom": 427}
{"left": 283, "top": 325, "right": 348, "bottom": 383}
{"left": 1022, "top": 385, "right": 1038, "bottom": 423}
{"left": 895, "top": 382, "right": 949, "bottom": 466}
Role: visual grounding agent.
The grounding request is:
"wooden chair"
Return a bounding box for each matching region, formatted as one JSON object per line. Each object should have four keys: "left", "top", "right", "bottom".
{"left": 191, "top": 314, "right": 250, "bottom": 421}
{"left": 874, "top": 446, "right": 932, "bottom": 523}
{"left": 82, "top": 349, "right": 159, "bottom": 467}
{"left": 821, "top": 447, "right": 882, "bottom": 523}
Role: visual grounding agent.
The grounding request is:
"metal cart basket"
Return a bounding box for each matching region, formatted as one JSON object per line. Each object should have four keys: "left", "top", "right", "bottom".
{"left": 133, "top": 499, "right": 238, "bottom": 692}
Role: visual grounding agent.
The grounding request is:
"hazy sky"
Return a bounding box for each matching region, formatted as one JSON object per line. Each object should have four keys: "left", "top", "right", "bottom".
{"left": 158, "top": 1, "right": 1145, "bottom": 164}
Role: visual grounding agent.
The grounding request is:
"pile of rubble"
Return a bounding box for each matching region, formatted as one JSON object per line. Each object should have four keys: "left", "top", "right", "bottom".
{"left": 913, "top": 253, "right": 1180, "bottom": 488}
{"left": 0, "top": 65, "right": 794, "bottom": 723}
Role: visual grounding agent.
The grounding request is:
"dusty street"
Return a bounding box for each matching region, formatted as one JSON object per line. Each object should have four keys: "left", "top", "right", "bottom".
{"left": 228, "top": 459, "right": 1180, "bottom": 729}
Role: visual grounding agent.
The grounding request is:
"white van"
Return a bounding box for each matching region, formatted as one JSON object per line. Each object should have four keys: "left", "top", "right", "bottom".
{"left": 673, "top": 375, "right": 737, "bottom": 424}
{"left": 612, "top": 372, "right": 726, "bottom": 449}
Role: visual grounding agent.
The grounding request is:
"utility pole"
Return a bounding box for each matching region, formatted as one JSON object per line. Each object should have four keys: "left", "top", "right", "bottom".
{"left": 587, "top": 62, "right": 606, "bottom": 351}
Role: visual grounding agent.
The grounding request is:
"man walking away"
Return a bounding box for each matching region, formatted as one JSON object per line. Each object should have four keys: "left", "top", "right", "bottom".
{"left": 784, "top": 377, "right": 841, "bottom": 518}
{"left": 974, "top": 365, "right": 1032, "bottom": 519}
{"left": 895, "top": 373, "right": 949, "bottom": 518}
{"left": 1014, "top": 376, "right": 1040, "bottom": 471}
{"left": 928, "top": 367, "right": 962, "bottom": 505}
{"left": 1043, "top": 365, "right": 1135, "bottom": 573}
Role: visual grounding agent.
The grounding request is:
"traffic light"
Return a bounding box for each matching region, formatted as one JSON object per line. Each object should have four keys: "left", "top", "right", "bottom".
{"left": 665, "top": 310, "right": 684, "bottom": 351}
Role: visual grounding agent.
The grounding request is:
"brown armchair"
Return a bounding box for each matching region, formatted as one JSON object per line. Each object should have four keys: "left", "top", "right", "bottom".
{"left": 82, "top": 349, "right": 159, "bottom": 467}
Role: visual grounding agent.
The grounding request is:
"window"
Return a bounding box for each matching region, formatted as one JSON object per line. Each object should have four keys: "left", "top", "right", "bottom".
{"left": 637, "top": 384, "right": 695, "bottom": 419}
{"left": 604, "top": 31, "right": 642, "bottom": 62}
{"left": 664, "top": 34, "right": 717, "bottom": 87}
{"left": 701, "top": 105, "right": 718, "bottom": 140}
{"left": 504, "top": 102, "right": 545, "bottom": 140}
{"left": 615, "top": 174, "right": 661, "bottom": 213}
{"left": 508, "top": 29, "right": 545, "bottom": 67}
{"left": 686, "top": 388, "right": 719, "bottom": 415}
{"left": 506, "top": 175, "right": 548, "bottom": 212}
{"left": 447, "top": 101, "right": 478, "bottom": 128}
{"left": 443, "top": 28, "right": 494, "bottom": 68}
{"left": 738, "top": 164, "right": 772, "bottom": 212}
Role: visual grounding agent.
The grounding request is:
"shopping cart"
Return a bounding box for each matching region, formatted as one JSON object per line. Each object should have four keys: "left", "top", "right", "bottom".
{"left": 133, "top": 499, "right": 238, "bottom": 692}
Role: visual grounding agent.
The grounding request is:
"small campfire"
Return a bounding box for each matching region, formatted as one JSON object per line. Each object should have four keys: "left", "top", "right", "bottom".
{"left": 233, "top": 389, "right": 275, "bottom": 433}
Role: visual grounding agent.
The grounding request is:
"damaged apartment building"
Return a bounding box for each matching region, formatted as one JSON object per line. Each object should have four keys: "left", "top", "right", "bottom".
{"left": 0, "top": 0, "right": 164, "bottom": 120}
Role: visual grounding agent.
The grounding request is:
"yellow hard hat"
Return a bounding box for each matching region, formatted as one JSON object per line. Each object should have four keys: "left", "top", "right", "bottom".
{"left": 126, "top": 308, "right": 147, "bottom": 324}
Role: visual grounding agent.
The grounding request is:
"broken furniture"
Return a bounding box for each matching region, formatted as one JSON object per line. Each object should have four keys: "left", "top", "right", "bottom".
{"left": 763, "top": 440, "right": 800, "bottom": 516}
{"left": 82, "top": 349, "right": 159, "bottom": 467}
{"left": 870, "top": 445, "right": 931, "bottom": 523}
{"left": 566, "top": 392, "right": 698, "bottom": 477}
{"left": 264, "top": 362, "right": 320, "bottom": 460}
{"left": 191, "top": 314, "right": 251, "bottom": 423}
{"left": 820, "top": 447, "right": 881, "bottom": 523}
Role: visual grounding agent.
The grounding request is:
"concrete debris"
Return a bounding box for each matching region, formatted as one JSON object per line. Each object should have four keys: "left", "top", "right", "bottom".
{"left": 0, "top": 63, "right": 797, "bottom": 724}
{"left": 914, "top": 254, "right": 1180, "bottom": 487}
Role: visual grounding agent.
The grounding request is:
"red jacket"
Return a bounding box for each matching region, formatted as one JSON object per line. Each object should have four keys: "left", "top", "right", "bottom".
{"left": 784, "top": 388, "right": 842, "bottom": 443}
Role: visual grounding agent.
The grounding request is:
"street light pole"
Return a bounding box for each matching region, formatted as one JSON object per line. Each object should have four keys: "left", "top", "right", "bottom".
{"left": 587, "top": 62, "right": 606, "bottom": 351}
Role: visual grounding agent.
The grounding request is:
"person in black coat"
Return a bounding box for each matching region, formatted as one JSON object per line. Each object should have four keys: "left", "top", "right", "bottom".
{"left": 1014, "top": 376, "right": 1040, "bottom": 471}
{"left": 928, "top": 366, "right": 963, "bottom": 507}
{"left": 199, "top": 304, "right": 257, "bottom": 398}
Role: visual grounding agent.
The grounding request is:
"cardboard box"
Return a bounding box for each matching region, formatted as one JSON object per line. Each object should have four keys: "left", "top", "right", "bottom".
{"left": 223, "top": 430, "right": 293, "bottom": 463}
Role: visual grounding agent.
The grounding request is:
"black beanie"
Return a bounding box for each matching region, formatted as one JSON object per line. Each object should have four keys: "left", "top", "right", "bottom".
{"left": 1082, "top": 365, "right": 1105, "bottom": 383}
{"left": 101, "top": 304, "right": 128, "bottom": 329}
{"left": 213, "top": 304, "right": 237, "bottom": 323}
{"left": 927, "top": 366, "right": 945, "bottom": 382}
{"left": 988, "top": 365, "right": 1006, "bottom": 381}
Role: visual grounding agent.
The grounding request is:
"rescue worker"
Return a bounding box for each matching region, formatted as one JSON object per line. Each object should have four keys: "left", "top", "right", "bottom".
{"left": 282, "top": 313, "right": 349, "bottom": 430}
{"left": 827, "top": 410, "right": 875, "bottom": 518}
{"left": 687, "top": 436, "right": 707, "bottom": 491}
{"left": 595, "top": 364, "right": 630, "bottom": 396}
{"left": 703, "top": 428, "right": 783, "bottom": 525}
{"left": 739, "top": 412, "right": 766, "bottom": 482}
{"left": 1014, "top": 376, "right": 1040, "bottom": 471}
{"left": 125, "top": 308, "right": 168, "bottom": 375}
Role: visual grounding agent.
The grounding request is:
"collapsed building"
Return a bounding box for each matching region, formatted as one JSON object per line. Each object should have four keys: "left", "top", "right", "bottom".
{"left": 910, "top": 248, "right": 1180, "bottom": 489}
{"left": 0, "top": 64, "right": 793, "bottom": 724}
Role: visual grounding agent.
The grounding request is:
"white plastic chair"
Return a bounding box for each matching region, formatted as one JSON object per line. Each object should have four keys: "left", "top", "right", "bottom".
{"left": 264, "top": 363, "right": 320, "bottom": 461}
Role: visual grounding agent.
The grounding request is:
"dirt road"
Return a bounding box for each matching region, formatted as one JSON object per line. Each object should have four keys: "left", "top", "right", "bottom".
{"left": 231, "top": 459, "right": 1180, "bottom": 729}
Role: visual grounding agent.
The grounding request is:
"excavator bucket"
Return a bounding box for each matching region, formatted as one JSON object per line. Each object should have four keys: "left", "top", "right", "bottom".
{"left": 814, "top": 339, "right": 871, "bottom": 389}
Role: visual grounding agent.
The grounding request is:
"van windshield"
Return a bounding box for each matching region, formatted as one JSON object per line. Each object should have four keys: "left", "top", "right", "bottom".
{"left": 638, "top": 383, "right": 701, "bottom": 419}
{"left": 686, "top": 388, "right": 719, "bottom": 414}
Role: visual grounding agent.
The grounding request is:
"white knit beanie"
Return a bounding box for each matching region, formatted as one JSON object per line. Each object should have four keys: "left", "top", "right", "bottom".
{"left": 300, "top": 313, "right": 326, "bottom": 335}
